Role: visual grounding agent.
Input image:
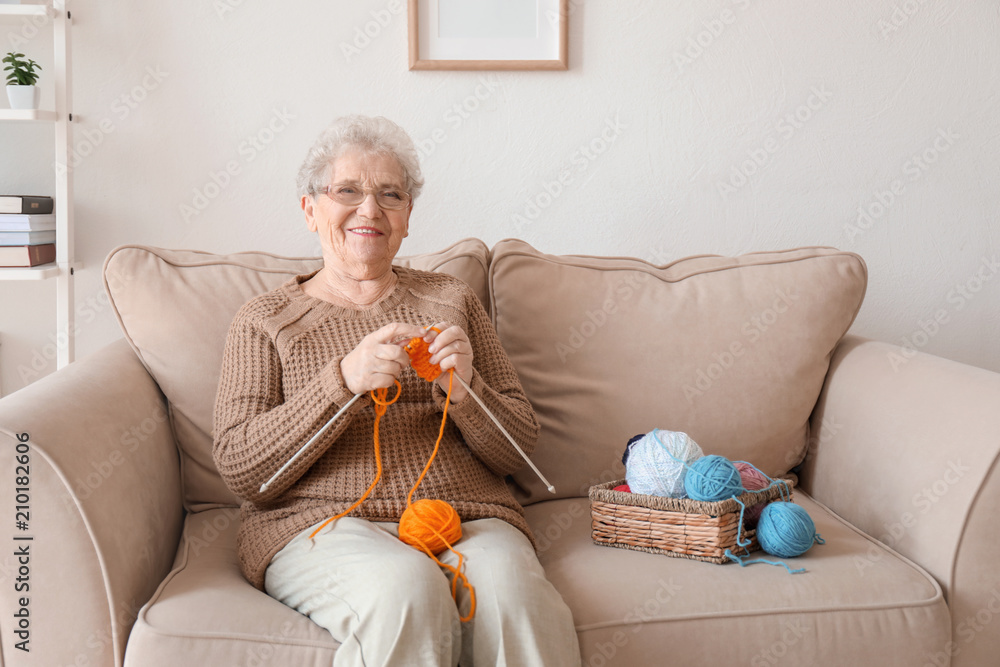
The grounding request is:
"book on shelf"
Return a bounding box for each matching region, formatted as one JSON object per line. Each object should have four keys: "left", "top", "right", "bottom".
{"left": 0, "top": 230, "right": 56, "bottom": 246}
{"left": 0, "top": 196, "right": 53, "bottom": 215}
{"left": 0, "top": 213, "right": 56, "bottom": 231}
{"left": 0, "top": 243, "right": 55, "bottom": 267}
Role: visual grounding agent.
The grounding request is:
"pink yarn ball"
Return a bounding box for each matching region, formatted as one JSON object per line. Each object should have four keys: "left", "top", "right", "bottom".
{"left": 735, "top": 462, "right": 770, "bottom": 490}
{"left": 735, "top": 462, "right": 770, "bottom": 523}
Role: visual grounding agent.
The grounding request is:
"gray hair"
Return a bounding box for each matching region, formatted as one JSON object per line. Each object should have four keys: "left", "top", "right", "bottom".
{"left": 296, "top": 115, "right": 424, "bottom": 201}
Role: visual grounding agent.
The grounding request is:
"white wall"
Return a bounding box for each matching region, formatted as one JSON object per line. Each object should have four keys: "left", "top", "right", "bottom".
{"left": 1, "top": 0, "right": 998, "bottom": 395}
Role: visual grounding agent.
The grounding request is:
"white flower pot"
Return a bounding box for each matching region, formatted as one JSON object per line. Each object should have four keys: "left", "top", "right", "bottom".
{"left": 6, "top": 85, "right": 40, "bottom": 110}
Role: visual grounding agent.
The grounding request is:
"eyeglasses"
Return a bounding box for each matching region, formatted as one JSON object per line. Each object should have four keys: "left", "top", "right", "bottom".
{"left": 317, "top": 183, "right": 412, "bottom": 210}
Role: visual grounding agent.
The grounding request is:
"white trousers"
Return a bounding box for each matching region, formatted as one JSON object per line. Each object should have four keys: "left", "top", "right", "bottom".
{"left": 265, "top": 516, "right": 582, "bottom": 667}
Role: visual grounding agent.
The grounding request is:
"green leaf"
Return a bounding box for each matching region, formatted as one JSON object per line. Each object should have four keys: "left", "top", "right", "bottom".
{"left": 2, "top": 52, "right": 41, "bottom": 85}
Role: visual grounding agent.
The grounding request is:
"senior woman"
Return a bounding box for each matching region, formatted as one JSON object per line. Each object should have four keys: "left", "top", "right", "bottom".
{"left": 213, "top": 115, "right": 581, "bottom": 667}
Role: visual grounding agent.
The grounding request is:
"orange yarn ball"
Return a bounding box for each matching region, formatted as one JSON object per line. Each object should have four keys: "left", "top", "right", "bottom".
{"left": 399, "top": 499, "right": 462, "bottom": 556}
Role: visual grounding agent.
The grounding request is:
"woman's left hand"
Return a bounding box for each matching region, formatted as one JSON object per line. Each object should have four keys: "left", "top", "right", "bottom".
{"left": 424, "top": 323, "right": 473, "bottom": 403}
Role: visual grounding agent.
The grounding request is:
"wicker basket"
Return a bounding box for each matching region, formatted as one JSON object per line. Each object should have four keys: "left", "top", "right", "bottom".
{"left": 589, "top": 479, "right": 791, "bottom": 564}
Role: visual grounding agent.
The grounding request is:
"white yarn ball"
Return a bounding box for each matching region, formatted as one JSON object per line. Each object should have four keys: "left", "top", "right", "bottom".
{"left": 625, "top": 429, "right": 704, "bottom": 498}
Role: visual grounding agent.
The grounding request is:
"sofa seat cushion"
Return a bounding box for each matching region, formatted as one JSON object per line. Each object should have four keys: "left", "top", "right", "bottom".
{"left": 132, "top": 499, "right": 950, "bottom": 667}
{"left": 125, "top": 509, "right": 338, "bottom": 666}
{"left": 526, "top": 493, "right": 950, "bottom": 666}
{"left": 103, "top": 239, "right": 491, "bottom": 510}
{"left": 489, "top": 240, "right": 868, "bottom": 504}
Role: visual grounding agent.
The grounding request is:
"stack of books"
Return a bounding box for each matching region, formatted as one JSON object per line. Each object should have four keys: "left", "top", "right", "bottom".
{"left": 0, "top": 195, "right": 56, "bottom": 267}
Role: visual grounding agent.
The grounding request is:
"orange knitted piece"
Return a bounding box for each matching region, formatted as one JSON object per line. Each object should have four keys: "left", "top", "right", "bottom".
{"left": 405, "top": 335, "right": 443, "bottom": 382}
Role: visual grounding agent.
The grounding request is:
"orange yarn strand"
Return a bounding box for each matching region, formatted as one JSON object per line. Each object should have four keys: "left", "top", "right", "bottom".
{"left": 396, "top": 363, "right": 477, "bottom": 622}
{"left": 406, "top": 346, "right": 450, "bottom": 506}
{"left": 309, "top": 331, "right": 476, "bottom": 621}
{"left": 307, "top": 381, "right": 400, "bottom": 540}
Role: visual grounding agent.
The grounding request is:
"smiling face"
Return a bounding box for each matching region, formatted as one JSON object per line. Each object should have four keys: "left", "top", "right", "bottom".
{"left": 302, "top": 147, "right": 412, "bottom": 282}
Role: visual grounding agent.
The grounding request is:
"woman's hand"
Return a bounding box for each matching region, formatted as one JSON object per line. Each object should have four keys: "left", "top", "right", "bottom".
{"left": 340, "top": 322, "right": 427, "bottom": 395}
{"left": 424, "top": 323, "right": 473, "bottom": 403}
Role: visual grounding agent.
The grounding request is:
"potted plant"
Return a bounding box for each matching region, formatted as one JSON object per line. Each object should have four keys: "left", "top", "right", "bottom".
{"left": 3, "top": 52, "right": 42, "bottom": 110}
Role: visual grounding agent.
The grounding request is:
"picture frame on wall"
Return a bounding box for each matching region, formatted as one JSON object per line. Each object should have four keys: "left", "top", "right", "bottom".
{"left": 408, "top": 0, "right": 568, "bottom": 71}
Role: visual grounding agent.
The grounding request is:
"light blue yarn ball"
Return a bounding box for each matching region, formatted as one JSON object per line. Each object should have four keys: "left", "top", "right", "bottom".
{"left": 625, "top": 429, "right": 703, "bottom": 498}
{"left": 685, "top": 455, "right": 745, "bottom": 502}
{"left": 757, "top": 502, "right": 817, "bottom": 558}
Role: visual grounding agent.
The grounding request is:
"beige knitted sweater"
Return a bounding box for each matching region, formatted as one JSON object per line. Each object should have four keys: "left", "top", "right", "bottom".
{"left": 213, "top": 267, "right": 540, "bottom": 590}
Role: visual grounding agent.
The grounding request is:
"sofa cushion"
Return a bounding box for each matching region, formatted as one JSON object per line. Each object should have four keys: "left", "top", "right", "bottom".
{"left": 124, "top": 509, "right": 338, "bottom": 666}
{"left": 526, "top": 494, "right": 950, "bottom": 666}
{"left": 488, "top": 240, "right": 867, "bottom": 504}
{"left": 127, "top": 498, "right": 950, "bottom": 667}
{"left": 103, "top": 238, "right": 491, "bottom": 510}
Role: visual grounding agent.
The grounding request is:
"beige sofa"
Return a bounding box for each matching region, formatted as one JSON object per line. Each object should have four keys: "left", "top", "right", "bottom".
{"left": 1, "top": 237, "right": 998, "bottom": 666}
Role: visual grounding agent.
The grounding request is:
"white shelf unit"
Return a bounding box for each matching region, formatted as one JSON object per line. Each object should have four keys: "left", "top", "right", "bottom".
{"left": 0, "top": 0, "right": 76, "bottom": 368}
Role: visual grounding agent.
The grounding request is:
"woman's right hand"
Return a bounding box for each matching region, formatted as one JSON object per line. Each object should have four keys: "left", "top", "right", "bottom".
{"left": 340, "top": 322, "right": 427, "bottom": 395}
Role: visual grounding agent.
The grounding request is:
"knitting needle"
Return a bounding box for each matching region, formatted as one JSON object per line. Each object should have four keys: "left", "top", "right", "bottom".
{"left": 409, "top": 328, "right": 555, "bottom": 493}
{"left": 259, "top": 392, "right": 363, "bottom": 493}
{"left": 451, "top": 373, "right": 556, "bottom": 494}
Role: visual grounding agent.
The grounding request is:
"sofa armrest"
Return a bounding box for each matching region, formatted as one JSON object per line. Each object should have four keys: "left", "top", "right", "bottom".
{"left": 801, "top": 335, "right": 1000, "bottom": 667}
{"left": 0, "top": 339, "right": 183, "bottom": 667}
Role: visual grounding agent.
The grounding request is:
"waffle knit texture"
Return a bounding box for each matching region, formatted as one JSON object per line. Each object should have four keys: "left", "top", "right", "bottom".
{"left": 213, "top": 267, "right": 541, "bottom": 590}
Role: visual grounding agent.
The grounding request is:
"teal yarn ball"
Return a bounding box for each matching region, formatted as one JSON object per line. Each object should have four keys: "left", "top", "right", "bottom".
{"left": 685, "top": 455, "right": 745, "bottom": 502}
{"left": 757, "top": 502, "right": 818, "bottom": 558}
